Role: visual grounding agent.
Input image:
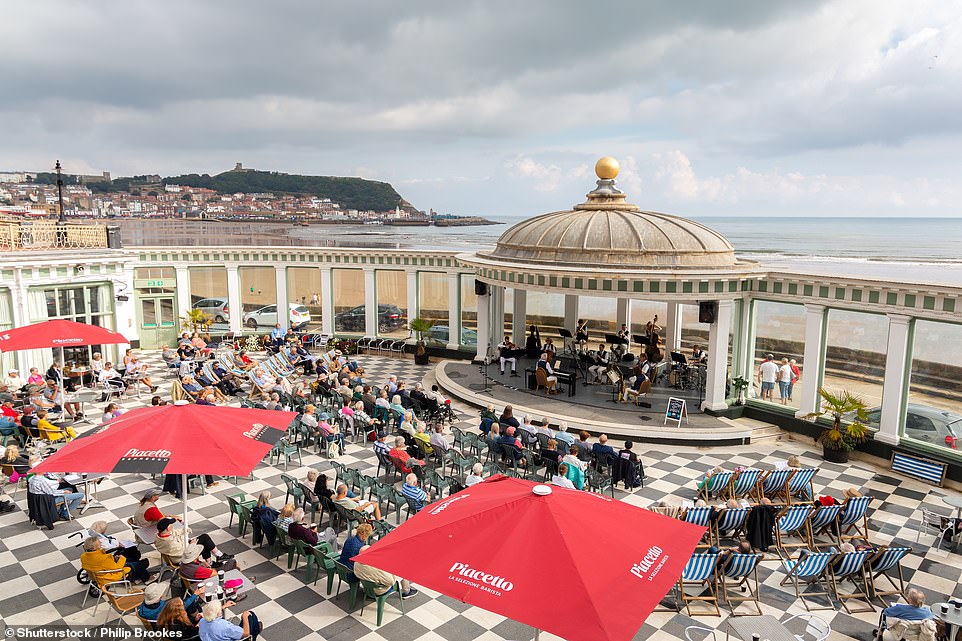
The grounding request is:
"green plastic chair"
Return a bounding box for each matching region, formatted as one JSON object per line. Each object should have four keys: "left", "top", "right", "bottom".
{"left": 289, "top": 537, "right": 307, "bottom": 571}
{"left": 359, "top": 579, "right": 405, "bottom": 626}
{"left": 333, "top": 561, "right": 361, "bottom": 610}
{"left": 226, "top": 493, "right": 256, "bottom": 531}
{"left": 236, "top": 503, "right": 253, "bottom": 537}
{"left": 281, "top": 474, "right": 304, "bottom": 507}
{"left": 272, "top": 526, "right": 290, "bottom": 561}
{"left": 307, "top": 541, "right": 338, "bottom": 594}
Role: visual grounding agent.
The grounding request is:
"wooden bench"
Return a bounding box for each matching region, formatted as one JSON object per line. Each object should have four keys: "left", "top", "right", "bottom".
{"left": 890, "top": 451, "right": 947, "bottom": 487}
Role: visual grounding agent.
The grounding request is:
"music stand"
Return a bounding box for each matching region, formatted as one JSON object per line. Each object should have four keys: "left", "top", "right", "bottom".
{"left": 670, "top": 352, "right": 688, "bottom": 365}
{"left": 559, "top": 328, "right": 575, "bottom": 356}
{"left": 632, "top": 334, "right": 650, "bottom": 346}
{"left": 605, "top": 368, "right": 622, "bottom": 403}
{"left": 604, "top": 333, "right": 625, "bottom": 345}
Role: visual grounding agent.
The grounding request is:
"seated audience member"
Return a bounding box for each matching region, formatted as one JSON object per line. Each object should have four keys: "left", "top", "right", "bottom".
{"left": 155, "top": 517, "right": 234, "bottom": 569}
{"left": 316, "top": 411, "right": 347, "bottom": 452}
{"left": 399, "top": 411, "right": 416, "bottom": 438}
{"left": 554, "top": 423, "right": 575, "bottom": 448}
{"left": 157, "top": 597, "right": 200, "bottom": 640}
{"left": 339, "top": 522, "right": 373, "bottom": 582}
{"left": 2, "top": 444, "right": 30, "bottom": 476}
{"left": 274, "top": 503, "right": 296, "bottom": 532}
{"left": 98, "top": 362, "right": 127, "bottom": 400}
{"left": 102, "top": 403, "right": 124, "bottom": 422}
{"left": 125, "top": 354, "right": 159, "bottom": 392}
{"left": 592, "top": 434, "right": 616, "bottom": 465}
{"left": 19, "top": 406, "right": 39, "bottom": 441}
{"left": 287, "top": 508, "right": 320, "bottom": 545}
{"left": 198, "top": 600, "right": 258, "bottom": 641}
{"left": 564, "top": 459, "right": 585, "bottom": 490}
{"left": 353, "top": 544, "right": 419, "bottom": 599}
{"left": 499, "top": 405, "right": 521, "bottom": 430}
{"left": 375, "top": 389, "right": 391, "bottom": 411}
{"left": 883, "top": 587, "right": 935, "bottom": 621}
{"left": 0, "top": 400, "right": 20, "bottom": 443}
{"left": 389, "top": 394, "right": 406, "bottom": 417}
{"left": 132, "top": 488, "right": 177, "bottom": 528}
{"left": 86, "top": 520, "right": 140, "bottom": 561}
{"left": 27, "top": 462, "right": 83, "bottom": 519}
{"left": 150, "top": 396, "right": 168, "bottom": 406}
{"left": 3, "top": 368, "right": 26, "bottom": 393}
{"left": 412, "top": 423, "right": 433, "bottom": 455}
{"left": 372, "top": 433, "right": 391, "bottom": 457}
{"left": 551, "top": 463, "right": 577, "bottom": 489}
{"left": 540, "top": 439, "right": 563, "bottom": 467}
{"left": 429, "top": 424, "right": 454, "bottom": 454}
{"left": 27, "top": 367, "right": 44, "bottom": 386}
{"left": 43, "top": 379, "right": 81, "bottom": 419}
{"left": 139, "top": 581, "right": 203, "bottom": 623}
{"left": 575, "top": 431, "right": 593, "bottom": 459}
{"left": 80, "top": 536, "right": 136, "bottom": 586}
{"left": 563, "top": 445, "right": 587, "bottom": 472}
{"left": 535, "top": 418, "right": 554, "bottom": 438}
{"left": 179, "top": 543, "right": 239, "bottom": 583}
{"left": 465, "top": 463, "right": 485, "bottom": 487}
{"left": 401, "top": 473, "right": 430, "bottom": 514}
{"left": 161, "top": 345, "right": 180, "bottom": 369}
{"left": 37, "top": 409, "right": 78, "bottom": 442}
{"left": 334, "top": 483, "right": 383, "bottom": 520}
{"left": 497, "top": 426, "right": 524, "bottom": 463}
{"left": 389, "top": 437, "right": 424, "bottom": 474}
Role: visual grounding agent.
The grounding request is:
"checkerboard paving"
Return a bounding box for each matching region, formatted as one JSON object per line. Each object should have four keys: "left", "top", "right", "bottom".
{"left": 1, "top": 349, "right": 961, "bottom": 641}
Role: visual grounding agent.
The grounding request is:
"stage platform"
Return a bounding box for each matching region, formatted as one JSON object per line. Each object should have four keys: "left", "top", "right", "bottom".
{"left": 436, "top": 356, "right": 753, "bottom": 446}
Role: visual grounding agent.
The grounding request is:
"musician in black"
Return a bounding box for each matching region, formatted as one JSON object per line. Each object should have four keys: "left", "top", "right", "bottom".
{"left": 613, "top": 324, "right": 630, "bottom": 360}
{"left": 623, "top": 355, "right": 653, "bottom": 403}
{"left": 575, "top": 319, "right": 589, "bottom": 352}
{"left": 536, "top": 352, "right": 558, "bottom": 391}
{"left": 543, "top": 337, "right": 557, "bottom": 356}
{"left": 691, "top": 345, "right": 707, "bottom": 364}
{"left": 525, "top": 325, "right": 542, "bottom": 358}
{"left": 587, "top": 343, "right": 609, "bottom": 384}
{"left": 497, "top": 335, "right": 520, "bottom": 377}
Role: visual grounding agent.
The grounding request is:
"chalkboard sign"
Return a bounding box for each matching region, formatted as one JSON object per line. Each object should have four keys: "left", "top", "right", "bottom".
{"left": 664, "top": 397, "right": 688, "bottom": 427}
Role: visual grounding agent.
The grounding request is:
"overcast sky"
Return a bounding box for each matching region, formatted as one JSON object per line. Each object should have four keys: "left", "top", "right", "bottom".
{"left": 2, "top": 1, "right": 960, "bottom": 217}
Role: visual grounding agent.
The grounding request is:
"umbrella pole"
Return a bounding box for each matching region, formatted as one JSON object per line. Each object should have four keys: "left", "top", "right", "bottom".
{"left": 181, "top": 473, "right": 189, "bottom": 533}
{"left": 534, "top": 629, "right": 540, "bottom": 641}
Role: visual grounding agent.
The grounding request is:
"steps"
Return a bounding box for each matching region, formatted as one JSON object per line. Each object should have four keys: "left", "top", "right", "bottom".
{"left": 717, "top": 416, "right": 784, "bottom": 445}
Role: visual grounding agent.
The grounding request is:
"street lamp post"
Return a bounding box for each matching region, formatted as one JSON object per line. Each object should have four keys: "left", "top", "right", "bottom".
{"left": 55, "top": 159, "right": 67, "bottom": 246}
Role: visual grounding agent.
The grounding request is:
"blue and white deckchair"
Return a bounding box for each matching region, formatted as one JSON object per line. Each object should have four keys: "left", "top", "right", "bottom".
{"left": 776, "top": 505, "right": 815, "bottom": 550}
{"left": 684, "top": 507, "right": 715, "bottom": 547}
{"left": 838, "top": 495, "right": 873, "bottom": 542}
{"left": 808, "top": 504, "right": 844, "bottom": 545}
{"left": 699, "top": 471, "right": 734, "bottom": 501}
{"left": 714, "top": 507, "right": 751, "bottom": 545}
{"left": 780, "top": 550, "right": 837, "bottom": 611}
{"left": 785, "top": 468, "right": 818, "bottom": 503}
{"left": 718, "top": 553, "right": 763, "bottom": 616}
{"left": 760, "top": 468, "right": 794, "bottom": 500}
{"left": 830, "top": 550, "right": 875, "bottom": 614}
{"left": 868, "top": 546, "right": 911, "bottom": 604}
{"left": 730, "top": 468, "right": 763, "bottom": 501}
{"left": 677, "top": 553, "right": 721, "bottom": 616}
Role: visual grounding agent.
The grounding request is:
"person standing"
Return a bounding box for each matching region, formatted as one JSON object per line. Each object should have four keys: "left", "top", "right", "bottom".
{"left": 788, "top": 359, "right": 800, "bottom": 401}
{"left": 777, "top": 358, "right": 793, "bottom": 405}
{"left": 757, "top": 354, "right": 779, "bottom": 402}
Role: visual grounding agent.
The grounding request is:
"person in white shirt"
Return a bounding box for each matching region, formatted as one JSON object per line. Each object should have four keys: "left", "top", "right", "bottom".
{"left": 465, "top": 463, "right": 485, "bottom": 487}
{"left": 535, "top": 417, "right": 554, "bottom": 438}
{"left": 777, "top": 358, "right": 794, "bottom": 405}
{"left": 757, "top": 354, "right": 779, "bottom": 402}
{"left": 98, "top": 362, "right": 127, "bottom": 401}
{"left": 2, "top": 369, "right": 25, "bottom": 392}
{"left": 551, "top": 463, "right": 576, "bottom": 489}
{"left": 519, "top": 416, "right": 538, "bottom": 438}
{"left": 588, "top": 343, "right": 610, "bottom": 384}
{"left": 497, "top": 336, "right": 518, "bottom": 376}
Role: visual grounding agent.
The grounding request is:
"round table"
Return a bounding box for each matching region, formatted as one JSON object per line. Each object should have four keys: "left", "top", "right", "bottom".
{"left": 941, "top": 495, "right": 962, "bottom": 519}
{"left": 934, "top": 602, "right": 962, "bottom": 641}
{"left": 70, "top": 389, "right": 103, "bottom": 425}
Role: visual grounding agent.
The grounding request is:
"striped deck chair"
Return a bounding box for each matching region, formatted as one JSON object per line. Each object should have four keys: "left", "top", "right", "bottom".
{"left": 730, "top": 468, "right": 762, "bottom": 501}
{"left": 676, "top": 553, "right": 720, "bottom": 616}
{"left": 247, "top": 371, "right": 272, "bottom": 399}
{"left": 759, "top": 468, "right": 795, "bottom": 501}
{"left": 683, "top": 507, "right": 715, "bottom": 548}
{"left": 838, "top": 496, "right": 873, "bottom": 542}
{"left": 779, "top": 550, "right": 837, "bottom": 611}
{"left": 868, "top": 546, "right": 911, "bottom": 605}
{"left": 699, "top": 471, "right": 734, "bottom": 501}
{"left": 785, "top": 468, "right": 818, "bottom": 504}
{"left": 714, "top": 508, "right": 750, "bottom": 546}
{"left": 718, "top": 553, "right": 763, "bottom": 616}
{"left": 219, "top": 354, "right": 248, "bottom": 377}
{"left": 807, "top": 504, "right": 844, "bottom": 546}
{"left": 829, "top": 549, "right": 875, "bottom": 614}
{"left": 775, "top": 505, "right": 816, "bottom": 551}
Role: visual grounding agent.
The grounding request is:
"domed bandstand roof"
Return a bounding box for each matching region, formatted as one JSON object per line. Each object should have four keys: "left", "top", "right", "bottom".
{"left": 481, "top": 157, "right": 738, "bottom": 270}
{"left": 459, "top": 158, "right": 757, "bottom": 294}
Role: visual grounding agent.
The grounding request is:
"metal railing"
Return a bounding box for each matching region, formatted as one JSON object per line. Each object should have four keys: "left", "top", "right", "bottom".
{"left": 0, "top": 220, "right": 110, "bottom": 250}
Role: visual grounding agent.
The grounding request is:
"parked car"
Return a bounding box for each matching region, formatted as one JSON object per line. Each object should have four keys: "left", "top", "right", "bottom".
{"left": 192, "top": 297, "right": 230, "bottom": 323}
{"left": 334, "top": 304, "right": 406, "bottom": 333}
{"left": 862, "top": 403, "right": 962, "bottom": 449}
{"left": 426, "top": 324, "right": 478, "bottom": 345}
{"left": 243, "top": 304, "right": 312, "bottom": 329}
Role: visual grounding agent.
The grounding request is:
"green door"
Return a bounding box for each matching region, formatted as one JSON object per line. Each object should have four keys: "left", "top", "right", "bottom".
{"left": 139, "top": 296, "right": 179, "bottom": 349}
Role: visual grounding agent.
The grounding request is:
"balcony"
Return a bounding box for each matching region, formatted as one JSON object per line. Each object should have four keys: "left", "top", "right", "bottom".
{"left": 0, "top": 220, "right": 113, "bottom": 250}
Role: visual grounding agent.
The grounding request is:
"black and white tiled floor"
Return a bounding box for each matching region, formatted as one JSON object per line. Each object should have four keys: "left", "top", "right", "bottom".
{"left": 1, "top": 350, "right": 961, "bottom": 641}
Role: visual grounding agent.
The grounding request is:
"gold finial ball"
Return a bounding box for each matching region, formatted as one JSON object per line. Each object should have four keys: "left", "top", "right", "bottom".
{"left": 595, "top": 156, "right": 620, "bottom": 180}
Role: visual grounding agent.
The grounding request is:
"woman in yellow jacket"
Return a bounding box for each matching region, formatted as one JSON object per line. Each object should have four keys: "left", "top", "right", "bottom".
{"left": 79, "top": 537, "right": 129, "bottom": 587}
{"left": 36, "top": 409, "right": 77, "bottom": 442}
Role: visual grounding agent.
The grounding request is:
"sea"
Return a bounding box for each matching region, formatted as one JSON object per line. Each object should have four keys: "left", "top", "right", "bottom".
{"left": 288, "top": 215, "right": 962, "bottom": 286}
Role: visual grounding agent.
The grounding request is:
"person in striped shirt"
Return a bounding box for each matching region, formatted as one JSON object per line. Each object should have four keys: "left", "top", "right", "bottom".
{"left": 401, "top": 473, "right": 431, "bottom": 514}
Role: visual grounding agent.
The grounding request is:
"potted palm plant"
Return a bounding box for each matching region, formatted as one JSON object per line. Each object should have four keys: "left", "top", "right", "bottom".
{"left": 804, "top": 387, "right": 869, "bottom": 463}
{"left": 409, "top": 318, "right": 435, "bottom": 365}
{"left": 180, "top": 309, "right": 213, "bottom": 336}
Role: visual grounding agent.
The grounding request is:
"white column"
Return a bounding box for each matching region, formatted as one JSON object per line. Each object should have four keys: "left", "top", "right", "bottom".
{"left": 320, "top": 267, "right": 333, "bottom": 335}
{"left": 795, "top": 304, "right": 827, "bottom": 419}
{"left": 226, "top": 266, "right": 242, "bottom": 335}
{"left": 512, "top": 289, "right": 527, "bottom": 340}
{"left": 447, "top": 273, "right": 461, "bottom": 350}
{"left": 12, "top": 268, "right": 30, "bottom": 375}
{"left": 406, "top": 271, "right": 418, "bottom": 340}
{"left": 492, "top": 286, "right": 505, "bottom": 343}
{"left": 702, "top": 300, "right": 733, "bottom": 412}
{"left": 616, "top": 298, "right": 630, "bottom": 329}
{"left": 735, "top": 299, "right": 752, "bottom": 381}
{"left": 564, "top": 294, "right": 579, "bottom": 334}
{"left": 877, "top": 314, "right": 913, "bottom": 446}
{"left": 174, "top": 266, "right": 192, "bottom": 319}
{"left": 665, "top": 302, "right": 682, "bottom": 352}
{"left": 475, "top": 290, "right": 491, "bottom": 361}
{"left": 363, "top": 269, "right": 377, "bottom": 337}
{"left": 275, "top": 266, "right": 289, "bottom": 329}
{"left": 115, "top": 266, "right": 139, "bottom": 343}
